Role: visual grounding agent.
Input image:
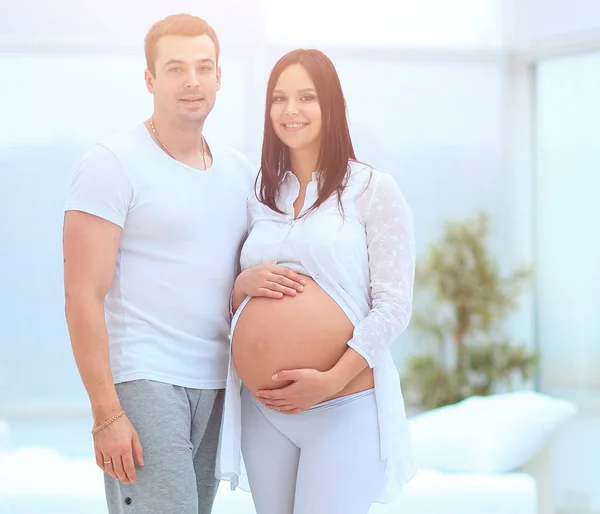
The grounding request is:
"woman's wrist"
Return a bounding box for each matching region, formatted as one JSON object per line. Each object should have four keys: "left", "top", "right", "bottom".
{"left": 326, "top": 367, "right": 350, "bottom": 393}
{"left": 231, "top": 279, "right": 247, "bottom": 313}
{"left": 328, "top": 347, "right": 369, "bottom": 391}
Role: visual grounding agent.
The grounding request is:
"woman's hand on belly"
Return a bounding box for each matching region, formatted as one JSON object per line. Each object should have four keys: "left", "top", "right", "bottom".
{"left": 232, "top": 264, "right": 306, "bottom": 312}
{"left": 255, "top": 347, "right": 372, "bottom": 413}
{"left": 255, "top": 368, "right": 345, "bottom": 413}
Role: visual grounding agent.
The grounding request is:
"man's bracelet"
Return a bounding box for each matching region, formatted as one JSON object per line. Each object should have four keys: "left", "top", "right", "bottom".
{"left": 91, "top": 410, "right": 126, "bottom": 434}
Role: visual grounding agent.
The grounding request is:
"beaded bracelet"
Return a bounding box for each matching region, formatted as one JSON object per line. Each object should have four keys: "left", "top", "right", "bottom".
{"left": 91, "top": 410, "right": 126, "bottom": 434}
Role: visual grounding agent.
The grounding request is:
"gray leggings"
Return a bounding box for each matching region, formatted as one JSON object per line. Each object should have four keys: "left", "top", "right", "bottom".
{"left": 241, "top": 387, "right": 386, "bottom": 514}
{"left": 104, "top": 380, "right": 224, "bottom": 514}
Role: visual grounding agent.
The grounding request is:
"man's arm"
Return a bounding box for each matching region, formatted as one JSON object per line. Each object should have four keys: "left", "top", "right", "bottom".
{"left": 63, "top": 210, "right": 143, "bottom": 484}
{"left": 63, "top": 210, "right": 121, "bottom": 421}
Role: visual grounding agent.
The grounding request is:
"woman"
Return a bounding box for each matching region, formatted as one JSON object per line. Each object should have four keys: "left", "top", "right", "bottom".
{"left": 216, "top": 49, "right": 416, "bottom": 514}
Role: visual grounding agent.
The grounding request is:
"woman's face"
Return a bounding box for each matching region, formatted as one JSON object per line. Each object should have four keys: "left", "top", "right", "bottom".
{"left": 269, "top": 64, "right": 322, "bottom": 153}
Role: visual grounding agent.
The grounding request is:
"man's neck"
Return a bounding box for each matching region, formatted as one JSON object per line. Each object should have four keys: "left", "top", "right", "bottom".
{"left": 150, "top": 112, "right": 206, "bottom": 159}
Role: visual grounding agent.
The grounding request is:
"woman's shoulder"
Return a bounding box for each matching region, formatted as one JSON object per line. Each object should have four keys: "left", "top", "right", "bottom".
{"left": 346, "top": 160, "right": 396, "bottom": 195}
{"left": 346, "top": 160, "right": 372, "bottom": 181}
{"left": 245, "top": 173, "right": 284, "bottom": 220}
{"left": 347, "top": 162, "right": 411, "bottom": 217}
{"left": 246, "top": 181, "right": 263, "bottom": 211}
{"left": 347, "top": 160, "right": 395, "bottom": 181}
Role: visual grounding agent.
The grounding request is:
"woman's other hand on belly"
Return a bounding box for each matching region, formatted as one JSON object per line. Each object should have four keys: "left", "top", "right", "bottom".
{"left": 231, "top": 264, "right": 306, "bottom": 312}
{"left": 255, "top": 368, "right": 344, "bottom": 413}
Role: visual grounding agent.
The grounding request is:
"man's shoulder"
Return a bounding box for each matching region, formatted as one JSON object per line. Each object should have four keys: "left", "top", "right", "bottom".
{"left": 76, "top": 124, "right": 144, "bottom": 163}
{"left": 95, "top": 123, "right": 146, "bottom": 154}
{"left": 69, "top": 125, "right": 148, "bottom": 186}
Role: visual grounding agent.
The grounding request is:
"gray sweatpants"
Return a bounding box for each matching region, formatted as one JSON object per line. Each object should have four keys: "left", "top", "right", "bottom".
{"left": 104, "top": 380, "right": 224, "bottom": 514}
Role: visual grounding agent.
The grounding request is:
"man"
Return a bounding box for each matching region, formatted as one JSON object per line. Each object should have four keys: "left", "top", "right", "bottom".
{"left": 63, "top": 14, "right": 254, "bottom": 514}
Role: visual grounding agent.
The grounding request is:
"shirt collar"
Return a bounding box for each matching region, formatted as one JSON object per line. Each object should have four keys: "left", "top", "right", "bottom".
{"left": 281, "top": 170, "right": 320, "bottom": 184}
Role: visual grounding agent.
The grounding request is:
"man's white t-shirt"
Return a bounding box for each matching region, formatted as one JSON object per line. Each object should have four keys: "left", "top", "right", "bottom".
{"left": 64, "top": 124, "right": 254, "bottom": 389}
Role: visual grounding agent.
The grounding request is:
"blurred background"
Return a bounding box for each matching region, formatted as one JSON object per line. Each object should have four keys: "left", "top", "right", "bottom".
{"left": 0, "top": 0, "right": 598, "bottom": 513}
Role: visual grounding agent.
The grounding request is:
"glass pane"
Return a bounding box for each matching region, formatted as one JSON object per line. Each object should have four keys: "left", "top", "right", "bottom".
{"left": 330, "top": 57, "right": 504, "bottom": 254}
{"left": 535, "top": 52, "right": 600, "bottom": 396}
{"left": 332, "top": 59, "right": 505, "bottom": 369}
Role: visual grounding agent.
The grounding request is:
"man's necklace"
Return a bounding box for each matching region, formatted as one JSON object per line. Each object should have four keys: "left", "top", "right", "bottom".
{"left": 149, "top": 116, "right": 208, "bottom": 170}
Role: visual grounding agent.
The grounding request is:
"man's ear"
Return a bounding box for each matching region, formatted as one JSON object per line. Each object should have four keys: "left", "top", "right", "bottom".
{"left": 144, "top": 69, "right": 155, "bottom": 94}
{"left": 216, "top": 66, "right": 222, "bottom": 91}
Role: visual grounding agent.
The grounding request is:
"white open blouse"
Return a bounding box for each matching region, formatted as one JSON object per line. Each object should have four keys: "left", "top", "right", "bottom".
{"left": 216, "top": 161, "right": 417, "bottom": 503}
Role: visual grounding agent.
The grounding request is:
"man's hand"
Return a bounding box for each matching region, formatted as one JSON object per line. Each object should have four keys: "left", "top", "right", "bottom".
{"left": 94, "top": 415, "right": 144, "bottom": 484}
{"left": 232, "top": 264, "right": 306, "bottom": 311}
{"left": 255, "top": 369, "right": 344, "bottom": 414}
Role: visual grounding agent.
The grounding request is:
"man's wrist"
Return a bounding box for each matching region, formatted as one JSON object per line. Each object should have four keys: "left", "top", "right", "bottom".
{"left": 91, "top": 410, "right": 126, "bottom": 434}
{"left": 91, "top": 399, "right": 123, "bottom": 423}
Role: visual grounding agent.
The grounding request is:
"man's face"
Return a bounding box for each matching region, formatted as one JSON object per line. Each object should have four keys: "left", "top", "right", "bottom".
{"left": 145, "top": 34, "right": 221, "bottom": 126}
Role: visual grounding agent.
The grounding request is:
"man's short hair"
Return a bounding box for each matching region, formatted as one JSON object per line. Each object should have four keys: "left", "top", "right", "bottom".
{"left": 144, "top": 14, "right": 220, "bottom": 75}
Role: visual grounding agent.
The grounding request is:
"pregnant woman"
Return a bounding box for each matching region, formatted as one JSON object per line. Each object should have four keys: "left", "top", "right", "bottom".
{"left": 216, "top": 49, "right": 416, "bottom": 514}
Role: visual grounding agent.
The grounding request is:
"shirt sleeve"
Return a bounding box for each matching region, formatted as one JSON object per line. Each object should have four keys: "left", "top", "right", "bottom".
{"left": 229, "top": 185, "right": 254, "bottom": 321}
{"left": 245, "top": 156, "right": 259, "bottom": 193}
{"left": 64, "top": 144, "right": 134, "bottom": 228}
{"left": 347, "top": 172, "right": 416, "bottom": 367}
{"left": 229, "top": 225, "right": 245, "bottom": 321}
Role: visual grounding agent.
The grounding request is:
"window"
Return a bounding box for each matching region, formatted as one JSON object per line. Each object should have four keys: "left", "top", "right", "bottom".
{"left": 535, "top": 51, "right": 600, "bottom": 399}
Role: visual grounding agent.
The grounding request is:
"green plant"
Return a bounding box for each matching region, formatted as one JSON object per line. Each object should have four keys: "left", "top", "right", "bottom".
{"left": 402, "top": 213, "right": 539, "bottom": 410}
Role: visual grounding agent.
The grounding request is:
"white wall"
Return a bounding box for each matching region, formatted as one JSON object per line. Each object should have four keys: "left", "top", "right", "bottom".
{"left": 515, "top": 0, "right": 600, "bottom": 48}
{"left": 263, "top": 0, "right": 504, "bottom": 49}
{"left": 0, "top": 0, "right": 260, "bottom": 49}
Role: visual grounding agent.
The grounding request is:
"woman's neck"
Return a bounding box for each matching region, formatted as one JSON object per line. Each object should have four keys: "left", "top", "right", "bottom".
{"left": 289, "top": 146, "right": 319, "bottom": 186}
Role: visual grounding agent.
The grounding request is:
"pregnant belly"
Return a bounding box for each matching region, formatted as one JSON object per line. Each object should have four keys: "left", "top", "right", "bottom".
{"left": 231, "top": 275, "right": 374, "bottom": 399}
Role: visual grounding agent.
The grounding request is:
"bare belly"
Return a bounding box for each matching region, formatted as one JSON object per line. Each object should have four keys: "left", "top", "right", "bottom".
{"left": 231, "top": 275, "right": 374, "bottom": 399}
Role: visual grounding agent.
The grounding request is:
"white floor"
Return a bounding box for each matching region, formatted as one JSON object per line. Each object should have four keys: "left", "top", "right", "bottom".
{"left": 0, "top": 420, "right": 538, "bottom": 514}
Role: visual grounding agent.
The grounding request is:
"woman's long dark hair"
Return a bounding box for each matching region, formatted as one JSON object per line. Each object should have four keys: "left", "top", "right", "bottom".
{"left": 257, "top": 49, "right": 357, "bottom": 215}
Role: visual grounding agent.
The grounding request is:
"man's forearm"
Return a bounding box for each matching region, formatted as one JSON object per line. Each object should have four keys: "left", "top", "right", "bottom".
{"left": 65, "top": 295, "right": 121, "bottom": 423}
